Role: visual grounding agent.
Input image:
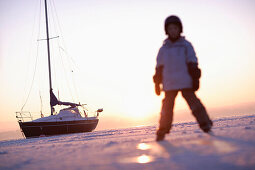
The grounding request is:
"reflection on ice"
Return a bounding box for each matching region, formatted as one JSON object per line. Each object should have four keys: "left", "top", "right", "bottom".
{"left": 137, "top": 143, "right": 151, "bottom": 150}
{"left": 121, "top": 137, "right": 239, "bottom": 165}
{"left": 136, "top": 154, "right": 154, "bottom": 164}
{"left": 120, "top": 142, "right": 168, "bottom": 164}
{"left": 212, "top": 140, "right": 237, "bottom": 154}
{"left": 119, "top": 154, "right": 154, "bottom": 164}
{"left": 183, "top": 137, "right": 238, "bottom": 154}
{"left": 137, "top": 142, "right": 170, "bottom": 158}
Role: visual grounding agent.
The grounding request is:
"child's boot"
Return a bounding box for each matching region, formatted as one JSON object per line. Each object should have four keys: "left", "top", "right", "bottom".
{"left": 156, "top": 130, "right": 166, "bottom": 141}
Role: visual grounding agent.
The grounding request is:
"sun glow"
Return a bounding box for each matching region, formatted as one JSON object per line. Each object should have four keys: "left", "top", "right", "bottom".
{"left": 123, "top": 93, "right": 158, "bottom": 119}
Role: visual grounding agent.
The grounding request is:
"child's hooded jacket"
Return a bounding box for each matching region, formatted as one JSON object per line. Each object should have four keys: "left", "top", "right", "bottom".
{"left": 156, "top": 37, "right": 198, "bottom": 91}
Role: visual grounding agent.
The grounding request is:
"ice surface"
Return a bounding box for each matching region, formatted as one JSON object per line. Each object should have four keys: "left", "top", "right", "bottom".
{"left": 1, "top": 115, "right": 255, "bottom": 170}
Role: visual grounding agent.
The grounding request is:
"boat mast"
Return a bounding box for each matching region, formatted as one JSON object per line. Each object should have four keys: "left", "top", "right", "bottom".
{"left": 44, "top": 0, "right": 54, "bottom": 115}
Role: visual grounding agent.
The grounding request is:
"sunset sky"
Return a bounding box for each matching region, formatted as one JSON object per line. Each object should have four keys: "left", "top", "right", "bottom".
{"left": 0, "top": 0, "right": 255, "bottom": 132}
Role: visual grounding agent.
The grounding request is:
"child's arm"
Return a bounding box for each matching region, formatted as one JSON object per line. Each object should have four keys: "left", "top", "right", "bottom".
{"left": 185, "top": 42, "right": 198, "bottom": 64}
{"left": 186, "top": 42, "right": 201, "bottom": 91}
{"left": 153, "top": 48, "right": 164, "bottom": 96}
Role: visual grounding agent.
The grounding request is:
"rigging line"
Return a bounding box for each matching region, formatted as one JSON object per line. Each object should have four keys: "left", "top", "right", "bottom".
{"left": 51, "top": 0, "right": 97, "bottom": 108}
{"left": 37, "top": 0, "right": 43, "bottom": 103}
{"left": 52, "top": 0, "right": 84, "bottom": 101}
{"left": 51, "top": 43, "right": 58, "bottom": 92}
{"left": 58, "top": 46, "right": 80, "bottom": 102}
{"left": 49, "top": 0, "right": 74, "bottom": 102}
{"left": 48, "top": 0, "right": 60, "bottom": 96}
{"left": 51, "top": 0, "right": 80, "bottom": 102}
{"left": 48, "top": 0, "right": 59, "bottom": 38}
{"left": 48, "top": 0, "right": 62, "bottom": 95}
{"left": 71, "top": 68, "right": 81, "bottom": 103}
{"left": 21, "top": 40, "right": 40, "bottom": 112}
{"left": 39, "top": 90, "right": 43, "bottom": 114}
{"left": 58, "top": 42, "right": 75, "bottom": 102}
{"left": 50, "top": 0, "right": 68, "bottom": 100}
{"left": 58, "top": 46, "right": 81, "bottom": 73}
{"left": 21, "top": 0, "right": 40, "bottom": 106}
{"left": 21, "top": 0, "right": 42, "bottom": 112}
{"left": 37, "top": 0, "right": 47, "bottom": 100}
{"left": 51, "top": 0, "right": 79, "bottom": 70}
{"left": 58, "top": 46, "right": 83, "bottom": 103}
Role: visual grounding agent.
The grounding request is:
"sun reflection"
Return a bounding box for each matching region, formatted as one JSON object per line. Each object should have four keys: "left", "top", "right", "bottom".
{"left": 137, "top": 143, "right": 151, "bottom": 150}
{"left": 119, "top": 142, "right": 169, "bottom": 164}
{"left": 137, "top": 154, "right": 153, "bottom": 164}
{"left": 212, "top": 140, "right": 237, "bottom": 154}
{"left": 183, "top": 138, "right": 238, "bottom": 155}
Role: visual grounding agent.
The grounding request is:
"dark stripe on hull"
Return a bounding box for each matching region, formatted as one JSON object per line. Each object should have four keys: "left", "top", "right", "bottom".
{"left": 19, "top": 119, "right": 99, "bottom": 138}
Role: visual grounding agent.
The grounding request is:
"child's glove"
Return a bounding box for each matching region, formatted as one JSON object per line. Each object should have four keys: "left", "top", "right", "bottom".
{"left": 154, "top": 83, "right": 161, "bottom": 96}
{"left": 153, "top": 66, "right": 163, "bottom": 96}
{"left": 187, "top": 63, "right": 201, "bottom": 91}
{"left": 192, "top": 79, "right": 199, "bottom": 91}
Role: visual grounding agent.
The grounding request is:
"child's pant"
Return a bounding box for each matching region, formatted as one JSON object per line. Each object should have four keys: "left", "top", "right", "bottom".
{"left": 158, "top": 89, "right": 212, "bottom": 134}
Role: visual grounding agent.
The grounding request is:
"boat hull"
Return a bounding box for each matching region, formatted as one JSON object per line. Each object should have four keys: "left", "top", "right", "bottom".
{"left": 19, "top": 119, "right": 99, "bottom": 138}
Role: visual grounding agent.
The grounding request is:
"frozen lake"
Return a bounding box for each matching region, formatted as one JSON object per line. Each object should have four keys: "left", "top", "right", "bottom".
{"left": 1, "top": 115, "right": 255, "bottom": 170}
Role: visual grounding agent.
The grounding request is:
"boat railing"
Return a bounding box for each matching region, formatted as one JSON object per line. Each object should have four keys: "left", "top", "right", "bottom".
{"left": 85, "top": 108, "right": 103, "bottom": 118}
{"left": 16, "top": 111, "right": 34, "bottom": 122}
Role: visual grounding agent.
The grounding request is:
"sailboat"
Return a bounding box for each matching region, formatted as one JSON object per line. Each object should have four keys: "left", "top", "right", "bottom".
{"left": 16, "top": 0, "right": 103, "bottom": 138}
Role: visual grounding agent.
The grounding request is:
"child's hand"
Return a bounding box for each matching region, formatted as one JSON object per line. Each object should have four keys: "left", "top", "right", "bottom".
{"left": 155, "top": 83, "right": 161, "bottom": 96}
{"left": 153, "top": 66, "right": 163, "bottom": 96}
{"left": 193, "top": 79, "right": 199, "bottom": 91}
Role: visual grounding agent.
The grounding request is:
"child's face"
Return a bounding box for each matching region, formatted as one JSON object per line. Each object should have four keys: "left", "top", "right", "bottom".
{"left": 166, "top": 24, "right": 181, "bottom": 39}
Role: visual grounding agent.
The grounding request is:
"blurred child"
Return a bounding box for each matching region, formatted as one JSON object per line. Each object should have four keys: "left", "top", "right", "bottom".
{"left": 153, "top": 15, "right": 213, "bottom": 141}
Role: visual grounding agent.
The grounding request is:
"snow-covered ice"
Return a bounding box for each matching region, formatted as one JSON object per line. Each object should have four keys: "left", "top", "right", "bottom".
{"left": 1, "top": 114, "right": 255, "bottom": 170}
